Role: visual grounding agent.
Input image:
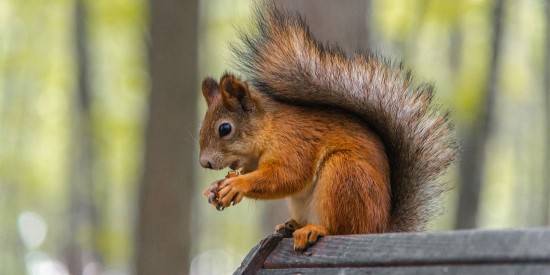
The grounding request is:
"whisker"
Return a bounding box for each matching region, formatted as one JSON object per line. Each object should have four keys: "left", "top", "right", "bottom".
{"left": 186, "top": 129, "right": 199, "bottom": 143}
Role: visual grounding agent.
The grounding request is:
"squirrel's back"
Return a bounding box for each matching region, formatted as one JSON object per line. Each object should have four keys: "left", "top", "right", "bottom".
{"left": 232, "top": 2, "right": 458, "bottom": 231}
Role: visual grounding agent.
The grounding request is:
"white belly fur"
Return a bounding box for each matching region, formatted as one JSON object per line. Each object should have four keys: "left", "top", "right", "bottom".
{"left": 287, "top": 175, "right": 320, "bottom": 227}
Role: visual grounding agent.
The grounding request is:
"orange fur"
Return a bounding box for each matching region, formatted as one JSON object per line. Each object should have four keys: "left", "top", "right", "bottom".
{"left": 200, "top": 74, "right": 390, "bottom": 249}
{"left": 199, "top": 2, "right": 457, "bottom": 251}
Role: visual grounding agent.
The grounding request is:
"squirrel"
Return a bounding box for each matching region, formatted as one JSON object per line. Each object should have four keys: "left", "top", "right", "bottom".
{"left": 199, "top": 2, "right": 457, "bottom": 251}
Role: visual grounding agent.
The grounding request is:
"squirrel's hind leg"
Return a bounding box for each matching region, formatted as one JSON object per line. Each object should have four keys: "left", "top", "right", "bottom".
{"left": 273, "top": 219, "right": 329, "bottom": 251}
{"left": 316, "top": 151, "right": 391, "bottom": 235}
{"left": 292, "top": 224, "right": 329, "bottom": 251}
{"left": 274, "top": 219, "right": 300, "bottom": 234}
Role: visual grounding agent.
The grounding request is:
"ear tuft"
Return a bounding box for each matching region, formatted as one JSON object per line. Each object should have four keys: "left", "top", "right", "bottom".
{"left": 220, "top": 74, "right": 251, "bottom": 110}
{"left": 202, "top": 77, "right": 220, "bottom": 106}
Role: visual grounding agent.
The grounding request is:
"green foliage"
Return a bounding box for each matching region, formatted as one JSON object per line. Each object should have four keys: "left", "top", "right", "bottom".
{"left": 0, "top": 0, "right": 548, "bottom": 274}
{"left": 0, "top": 0, "right": 147, "bottom": 273}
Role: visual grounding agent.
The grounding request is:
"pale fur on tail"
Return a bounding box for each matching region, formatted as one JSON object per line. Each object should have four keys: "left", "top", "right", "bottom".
{"left": 232, "top": 2, "right": 458, "bottom": 231}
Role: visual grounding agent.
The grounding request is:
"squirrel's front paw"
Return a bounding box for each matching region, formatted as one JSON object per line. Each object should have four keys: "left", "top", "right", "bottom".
{"left": 203, "top": 171, "right": 244, "bottom": 211}
{"left": 203, "top": 179, "right": 224, "bottom": 210}
{"left": 215, "top": 177, "right": 247, "bottom": 209}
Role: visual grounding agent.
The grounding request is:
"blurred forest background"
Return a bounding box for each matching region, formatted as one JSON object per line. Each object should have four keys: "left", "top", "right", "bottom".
{"left": 1, "top": 0, "right": 549, "bottom": 274}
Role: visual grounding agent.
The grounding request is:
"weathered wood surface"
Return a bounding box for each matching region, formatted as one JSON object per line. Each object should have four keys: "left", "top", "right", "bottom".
{"left": 264, "top": 228, "right": 550, "bottom": 268}
{"left": 236, "top": 228, "right": 550, "bottom": 274}
{"left": 256, "top": 264, "right": 550, "bottom": 275}
{"left": 234, "top": 233, "right": 284, "bottom": 275}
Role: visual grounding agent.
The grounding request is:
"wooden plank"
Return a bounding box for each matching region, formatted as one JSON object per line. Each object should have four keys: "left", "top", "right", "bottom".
{"left": 234, "top": 233, "right": 284, "bottom": 275}
{"left": 263, "top": 228, "right": 550, "bottom": 269}
{"left": 257, "top": 264, "right": 550, "bottom": 275}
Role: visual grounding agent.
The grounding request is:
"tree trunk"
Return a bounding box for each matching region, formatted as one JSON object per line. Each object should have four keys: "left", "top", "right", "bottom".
{"left": 543, "top": 0, "right": 550, "bottom": 226}
{"left": 135, "top": 0, "right": 198, "bottom": 274}
{"left": 455, "top": 0, "right": 505, "bottom": 229}
{"left": 278, "top": 0, "right": 370, "bottom": 54}
{"left": 66, "top": 0, "right": 99, "bottom": 273}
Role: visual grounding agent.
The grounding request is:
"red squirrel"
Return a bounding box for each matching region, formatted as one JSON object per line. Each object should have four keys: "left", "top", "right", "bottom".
{"left": 199, "top": 2, "right": 457, "bottom": 251}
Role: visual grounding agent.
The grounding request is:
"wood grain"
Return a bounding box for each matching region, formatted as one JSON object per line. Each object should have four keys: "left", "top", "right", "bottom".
{"left": 256, "top": 264, "right": 550, "bottom": 275}
{"left": 234, "top": 233, "right": 284, "bottom": 275}
{"left": 263, "top": 228, "right": 550, "bottom": 269}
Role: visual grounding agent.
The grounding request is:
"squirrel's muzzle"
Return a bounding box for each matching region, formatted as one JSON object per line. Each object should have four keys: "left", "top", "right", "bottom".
{"left": 199, "top": 156, "right": 213, "bottom": 169}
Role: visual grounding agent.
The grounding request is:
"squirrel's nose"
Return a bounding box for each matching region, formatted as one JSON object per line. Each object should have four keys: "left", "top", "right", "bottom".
{"left": 200, "top": 157, "right": 213, "bottom": 169}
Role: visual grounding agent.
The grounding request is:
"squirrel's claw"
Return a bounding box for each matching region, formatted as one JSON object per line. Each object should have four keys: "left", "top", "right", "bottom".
{"left": 204, "top": 179, "right": 225, "bottom": 210}
{"left": 203, "top": 171, "right": 245, "bottom": 211}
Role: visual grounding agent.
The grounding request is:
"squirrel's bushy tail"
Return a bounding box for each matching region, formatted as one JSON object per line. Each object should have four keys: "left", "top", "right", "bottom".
{"left": 232, "top": 2, "right": 458, "bottom": 231}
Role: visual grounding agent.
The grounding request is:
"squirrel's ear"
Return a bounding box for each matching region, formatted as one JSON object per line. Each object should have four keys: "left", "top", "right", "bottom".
{"left": 202, "top": 77, "right": 220, "bottom": 106}
{"left": 220, "top": 74, "right": 252, "bottom": 111}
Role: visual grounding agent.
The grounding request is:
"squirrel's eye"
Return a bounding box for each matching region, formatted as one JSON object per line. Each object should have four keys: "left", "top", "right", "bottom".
{"left": 219, "top": 123, "right": 232, "bottom": 137}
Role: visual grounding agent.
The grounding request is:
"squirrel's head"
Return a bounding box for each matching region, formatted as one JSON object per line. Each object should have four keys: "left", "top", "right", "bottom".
{"left": 199, "top": 74, "right": 265, "bottom": 174}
